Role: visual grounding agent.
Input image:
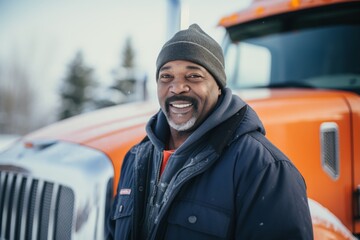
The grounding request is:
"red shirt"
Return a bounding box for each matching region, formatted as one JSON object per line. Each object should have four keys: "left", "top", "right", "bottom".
{"left": 161, "top": 149, "right": 175, "bottom": 176}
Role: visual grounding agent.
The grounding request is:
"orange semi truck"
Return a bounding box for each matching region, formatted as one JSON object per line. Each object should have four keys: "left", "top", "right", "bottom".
{"left": 1, "top": 0, "right": 359, "bottom": 239}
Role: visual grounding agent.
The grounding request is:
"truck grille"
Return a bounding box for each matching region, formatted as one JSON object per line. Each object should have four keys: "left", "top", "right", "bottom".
{"left": 0, "top": 171, "right": 74, "bottom": 240}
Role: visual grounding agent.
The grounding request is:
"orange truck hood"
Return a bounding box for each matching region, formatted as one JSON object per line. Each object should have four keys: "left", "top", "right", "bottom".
{"left": 24, "top": 88, "right": 357, "bottom": 161}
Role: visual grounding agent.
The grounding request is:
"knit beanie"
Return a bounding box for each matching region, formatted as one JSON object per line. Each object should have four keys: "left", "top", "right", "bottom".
{"left": 156, "top": 24, "right": 226, "bottom": 89}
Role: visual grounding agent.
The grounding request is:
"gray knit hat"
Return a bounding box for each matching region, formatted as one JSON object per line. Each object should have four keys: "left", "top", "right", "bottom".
{"left": 156, "top": 24, "right": 226, "bottom": 89}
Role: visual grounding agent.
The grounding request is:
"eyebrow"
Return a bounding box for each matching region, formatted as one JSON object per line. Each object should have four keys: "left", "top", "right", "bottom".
{"left": 159, "top": 66, "right": 171, "bottom": 72}
{"left": 186, "top": 65, "right": 202, "bottom": 70}
{"left": 159, "top": 64, "right": 203, "bottom": 72}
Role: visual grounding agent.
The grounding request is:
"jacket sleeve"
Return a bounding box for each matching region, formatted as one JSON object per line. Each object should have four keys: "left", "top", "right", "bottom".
{"left": 235, "top": 159, "right": 313, "bottom": 240}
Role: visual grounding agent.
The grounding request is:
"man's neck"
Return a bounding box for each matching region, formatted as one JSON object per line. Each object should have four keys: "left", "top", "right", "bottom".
{"left": 168, "top": 129, "right": 192, "bottom": 150}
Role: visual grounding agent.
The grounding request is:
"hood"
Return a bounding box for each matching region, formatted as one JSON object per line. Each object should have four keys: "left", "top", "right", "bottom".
{"left": 146, "top": 88, "right": 265, "bottom": 154}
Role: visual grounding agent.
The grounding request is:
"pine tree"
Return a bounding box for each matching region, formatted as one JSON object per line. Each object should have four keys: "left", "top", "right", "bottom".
{"left": 113, "top": 37, "right": 137, "bottom": 98}
{"left": 122, "top": 37, "right": 135, "bottom": 71}
{"left": 58, "top": 51, "right": 96, "bottom": 119}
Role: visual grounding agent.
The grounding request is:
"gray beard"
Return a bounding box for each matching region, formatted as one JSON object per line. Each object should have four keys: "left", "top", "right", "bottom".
{"left": 167, "top": 116, "right": 197, "bottom": 132}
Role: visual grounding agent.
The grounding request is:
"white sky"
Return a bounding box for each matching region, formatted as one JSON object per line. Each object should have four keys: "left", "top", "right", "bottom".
{"left": 0, "top": 0, "right": 250, "bottom": 123}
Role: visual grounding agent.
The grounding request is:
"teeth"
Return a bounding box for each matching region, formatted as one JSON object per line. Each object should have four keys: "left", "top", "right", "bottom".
{"left": 171, "top": 103, "right": 192, "bottom": 108}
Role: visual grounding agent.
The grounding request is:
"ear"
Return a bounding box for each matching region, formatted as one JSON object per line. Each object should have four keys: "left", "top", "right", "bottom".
{"left": 218, "top": 88, "right": 222, "bottom": 96}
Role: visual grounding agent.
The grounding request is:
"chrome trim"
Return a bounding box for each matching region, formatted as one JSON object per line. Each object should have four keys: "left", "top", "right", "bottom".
{"left": 9, "top": 174, "right": 22, "bottom": 239}
{"left": 20, "top": 176, "right": 33, "bottom": 240}
{"left": 48, "top": 183, "right": 60, "bottom": 239}
{"left": 1, "top": 172, "right": 12, "bottom": 236}
{"left": 0, "top": 140, "right": 114, "bottom": 239}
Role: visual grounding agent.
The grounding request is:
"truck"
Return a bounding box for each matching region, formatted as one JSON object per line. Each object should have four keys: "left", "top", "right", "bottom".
{"left": 0, "top": 0, "right": 359, "bottom": 239}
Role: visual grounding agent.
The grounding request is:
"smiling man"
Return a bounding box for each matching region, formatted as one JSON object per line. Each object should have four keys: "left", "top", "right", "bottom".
{"left": 157, "top": 60, "right": 221, "bottom": 148}
{"left": 108, "top": 24, "right": 313, "bottom": 240}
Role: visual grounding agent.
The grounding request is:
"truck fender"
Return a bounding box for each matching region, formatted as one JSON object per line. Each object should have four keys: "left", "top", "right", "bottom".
{"left": 309, "top": 198, "right": 357, "bottom": 240}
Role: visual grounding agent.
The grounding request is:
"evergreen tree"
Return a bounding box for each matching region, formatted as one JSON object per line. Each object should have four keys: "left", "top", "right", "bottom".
{"left": 113, "top": 37, "right": 137, "bottom": 98}
{"left": 59, "top": 51, "right": 96, "bottom": 119}
{"left": 122, "top": 37, "right": 135, "bottom": 71}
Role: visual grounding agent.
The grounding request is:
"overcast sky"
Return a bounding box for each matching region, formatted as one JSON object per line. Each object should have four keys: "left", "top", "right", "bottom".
{"left": 0, "top": 0, "right": 250, "bottom": 123}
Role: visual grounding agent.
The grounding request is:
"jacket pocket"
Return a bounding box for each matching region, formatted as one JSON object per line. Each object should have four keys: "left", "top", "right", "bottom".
{"left": 111, "top": 194, "right": 133, "bottom": 240}
{"left": 112, "top": 194, "right": 133, "bottom": 219}
{"left": 166, "top": 200, "right": 230, "bottom": 240}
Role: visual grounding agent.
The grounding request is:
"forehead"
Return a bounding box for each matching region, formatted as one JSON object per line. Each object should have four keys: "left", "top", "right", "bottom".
{"left": 159, "top": 60, "right": 207, "bottom": 72}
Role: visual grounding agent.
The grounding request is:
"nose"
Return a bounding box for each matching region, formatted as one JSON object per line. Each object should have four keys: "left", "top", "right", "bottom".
{"left": 170, "top": 77, "right": 190, "bottom": 94}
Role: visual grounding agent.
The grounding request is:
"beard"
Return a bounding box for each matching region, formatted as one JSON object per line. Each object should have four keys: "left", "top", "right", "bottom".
{"left": 164, "top": 95, "right": 198, "bottom": 132}
{"left": 168, "top": 116, "right": 197, "bottom": 131}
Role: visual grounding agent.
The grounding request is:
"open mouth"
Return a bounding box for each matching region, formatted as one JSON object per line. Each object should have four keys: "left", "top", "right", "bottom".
{"left": 170, "top": 102, "right": 193, "bottom": 108}
{"left": 165, "top": 96, "right": 197, "bottom": 115}
{"left": 169, "top": 101, "right": 193, "bottom": 114}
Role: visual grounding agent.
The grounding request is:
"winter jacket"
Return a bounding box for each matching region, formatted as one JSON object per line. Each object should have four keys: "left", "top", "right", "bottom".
{"left": 107, "top": 88, "right": 313, "bottom": 240}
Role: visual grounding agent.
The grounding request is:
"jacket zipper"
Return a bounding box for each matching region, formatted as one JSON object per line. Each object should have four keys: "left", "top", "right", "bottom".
{"left": 151, "top": 153, "right": 217, "bottom": 239}
{"left": 149, "top": 151, "right": 162, "bottom": 206}
{"left": 146, "top": 150, "right": 164, "bottom": 239}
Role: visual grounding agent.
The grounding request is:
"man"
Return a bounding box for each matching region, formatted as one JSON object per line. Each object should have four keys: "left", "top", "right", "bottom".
{"left": 108, "top": 24, "right": 313, "bottom": 239}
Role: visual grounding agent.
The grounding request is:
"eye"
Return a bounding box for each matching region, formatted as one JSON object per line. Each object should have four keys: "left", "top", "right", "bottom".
{"left": 186, "top": 74, "right": 203, "bottom": 81}
{"left": 159, "top": 73, "right": 173, "bottom": 82}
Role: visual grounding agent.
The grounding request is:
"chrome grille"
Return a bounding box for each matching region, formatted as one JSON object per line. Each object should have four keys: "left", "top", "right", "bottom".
{"left": 0, "top": 171, "right": 74, "bottom": 240}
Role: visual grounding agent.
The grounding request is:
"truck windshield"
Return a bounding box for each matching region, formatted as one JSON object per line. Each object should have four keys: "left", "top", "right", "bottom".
{"left": 224, "top": 4, "right": 360, "bottom": 93}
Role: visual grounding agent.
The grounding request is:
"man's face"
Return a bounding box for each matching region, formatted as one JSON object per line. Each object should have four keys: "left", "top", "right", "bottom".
{"left": 157, "top": 60, "right": 221, "bottom": 132}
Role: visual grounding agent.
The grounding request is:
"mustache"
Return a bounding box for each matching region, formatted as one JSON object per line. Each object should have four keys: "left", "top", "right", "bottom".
{"left": 165, "top": 95, "right": 198, "bottom": 111}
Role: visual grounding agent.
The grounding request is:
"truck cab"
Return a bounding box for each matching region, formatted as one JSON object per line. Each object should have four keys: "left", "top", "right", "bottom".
{"left": 220, "top": 0, "right": 360, "bottom": 238}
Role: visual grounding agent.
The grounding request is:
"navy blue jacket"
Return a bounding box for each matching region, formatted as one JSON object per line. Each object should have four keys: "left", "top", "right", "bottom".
{"left": 107, "top": 88, "right": 313, "bottom": 239}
